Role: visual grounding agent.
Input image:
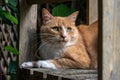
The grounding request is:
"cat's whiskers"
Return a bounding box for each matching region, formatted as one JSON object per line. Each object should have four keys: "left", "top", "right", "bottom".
{"left": 31, "top": 40, "right": 41, "bottom": 49}
{"left": 35, "top": 41, "right": 49, "bottom": 59}
{"left": 40, "top": 33, "right": 56, "bottom": 37}
{"left": 32, "top": 32, "right": 67, "bottom": 52}
{"left": 38, "top": 41, "right": 48, "bottom": 49}
{"left": 31, "top": 33, "right": 56, "bottom": 39}
{"left": 30, "top": 34, "right": 56, "bottom": 45}
{"left": 42, "top": 38, "right": 56, "bottom": 44}
{"left": 32, "top": 35, "right": 59, "bottom": 56}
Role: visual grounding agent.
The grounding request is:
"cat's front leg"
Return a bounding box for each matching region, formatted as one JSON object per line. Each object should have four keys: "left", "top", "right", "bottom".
{"left": 20, "top": 60, "right": 57, "bottom": 69}
{"left": 20, "top": 62, "right": 35, "bottom": 68}
{"left": 36, "top": 60, "right": 57, "bottom": 69}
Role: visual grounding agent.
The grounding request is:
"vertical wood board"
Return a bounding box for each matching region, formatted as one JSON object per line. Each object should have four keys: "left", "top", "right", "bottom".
{"left": 19, "top": 0, "right": 37, "bottom": 64}
{"left": 87, "top": 0, "right": 98, "bottom": 24}
{"left": 103, "top": 0, "right": 120, "bottom": 80}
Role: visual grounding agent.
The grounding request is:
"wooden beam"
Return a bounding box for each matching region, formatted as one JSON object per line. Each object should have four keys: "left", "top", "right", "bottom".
{"left": 103, "top": 0, "right": 120, "bottom": 80}
{"left": 19, "top": 0, "right": 37, "bottom": 64}
{"left": 27, "top": 0, "right": 73, "bottom": 4}
{"left": 87, "top": 0, "right": 98, "bottom": 25}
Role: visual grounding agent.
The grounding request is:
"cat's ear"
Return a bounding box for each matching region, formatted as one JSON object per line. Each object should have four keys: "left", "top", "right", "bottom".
{"left": 67, "top": 11, "right": 79, "bottom": 22}
{"left": 42, "top": 8, "right": 53, "bottom": 24}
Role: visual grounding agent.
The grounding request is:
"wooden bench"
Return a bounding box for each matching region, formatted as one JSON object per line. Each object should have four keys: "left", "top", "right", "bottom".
{"left": 19, "top": 68, "right": 97, "bottom": 80}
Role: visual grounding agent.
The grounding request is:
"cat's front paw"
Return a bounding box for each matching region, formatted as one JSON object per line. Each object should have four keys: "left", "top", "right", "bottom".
{"left": 20, "top": 62, "right": 34, "bottom": 68}
{"left": 36, "top": 60, "right": 57, "bottom": 69}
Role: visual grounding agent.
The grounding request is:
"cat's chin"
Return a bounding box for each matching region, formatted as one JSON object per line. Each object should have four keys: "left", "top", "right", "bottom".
{"left": 51, "top": 42, "right": 69, "bottom": 49}
{"left": 59, "top": 41, "right": 75, "bottom": 48}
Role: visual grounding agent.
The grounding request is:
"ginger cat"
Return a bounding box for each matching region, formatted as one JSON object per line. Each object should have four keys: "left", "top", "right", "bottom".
{"left": 21, "top": 8, "right": 98, "bottom": 69}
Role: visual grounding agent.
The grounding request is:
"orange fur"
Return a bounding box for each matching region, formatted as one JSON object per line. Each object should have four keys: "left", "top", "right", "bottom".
{"left": 78, "top": 21, "right": 98, "bottom": 68}
{"left": 49, "top": 22, "right": 98, "bottom": 69}
{"left": 38, "top": 8, "right": 98, "bottom": 69}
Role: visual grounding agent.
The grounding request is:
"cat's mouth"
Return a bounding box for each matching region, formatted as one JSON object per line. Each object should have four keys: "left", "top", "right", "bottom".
{"left": 58, "top": 40, "right": 68, "bottom": 45}
{"left": 59, "top": 39, "right": 68, "bottom": 42}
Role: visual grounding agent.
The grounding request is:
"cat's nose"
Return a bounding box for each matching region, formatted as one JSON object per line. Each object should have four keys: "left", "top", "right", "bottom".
{"left": 60, "top": 31, "right": 67, "bottom": 40}
{"left": 61, "top": 35, "right": 66, "bottom": 38}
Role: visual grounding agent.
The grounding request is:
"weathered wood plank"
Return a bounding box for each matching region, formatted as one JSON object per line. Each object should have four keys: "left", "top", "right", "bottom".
{"left": 103, "top": 0, "right": 120, "bottom": 80}
{"left": 87, "top": 0, "right": 98, "bottom": 25}
{"left": 21, "top": 68, "right": 97, "bottom": 80}
{"left": 19, "top": 0, "right": 37, "bottom": 64}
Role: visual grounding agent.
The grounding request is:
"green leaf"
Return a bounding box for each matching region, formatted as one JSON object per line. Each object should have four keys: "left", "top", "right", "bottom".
{"left": 0, "top": 6, "right": 2, "bottom": 11}
{"left": 3, "top": 11, "right": 18, "bottom": 24}
{"left": 0, "top": 8, "right": 13, "bottom": 25}
{"left": 0, "top": 16, "right": 13, "bottom": 25}
{"left": 0, "top": 7, "right": 18, "bottom": 25}
{"left": 7, "top": 0, "right": 17, "bottom": 13}
{"left": 8, "top": 0, "right": 16, "bottom": 7}
{"left": 4, "top": 46, "right": 19, "bottom": 55}
{"left": 8, "top": 61, "right": 17, "bottom": 74}
{"left": 8, "top": 61, "right": 17, "bottom": 80}
{"left": 52, "top": 4, "right": 75, "bottom": 17}
{"left": 7, "top": 3, "right": 17, "bottom": 13}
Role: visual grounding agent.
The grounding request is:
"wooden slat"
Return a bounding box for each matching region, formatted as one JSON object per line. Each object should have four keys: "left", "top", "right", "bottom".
{"left": 0, "top": 1, "right": 18, "bottom": 80}
{"left": 12, "top": 25, "right": 18, "bottom": 41}
{"left": 8, "top": 27, "right": 16, "bottom": 48}
{"left": 19, "top": 0, "right": 37, "bottom": 64}
{"left": 103, "top": 0, "right": 120, "bottom": 80}
{"left": 48, "top": 69, "right": 97, "bottom": 80}
{"left": 20, "top": 68, "right": 97, "bottom": 80}
{"left": 0, "top": 23, "right": 18, "bottom": 80}
{"left": 0, "top": 42, "right": 9, "bottom": 67}
{"left": 87, "top": 0, "right": 98, "bottom": 25}
{"left": 1, "top": 25, "right": 8, "bottom": 43}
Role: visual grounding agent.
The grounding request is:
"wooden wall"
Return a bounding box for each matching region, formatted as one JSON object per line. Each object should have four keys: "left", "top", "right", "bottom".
{"left": 103, "top": 0, "right": 120, "bottom": 80}
{"left": 87, "top": 0, "right": 98, "bottom": 25}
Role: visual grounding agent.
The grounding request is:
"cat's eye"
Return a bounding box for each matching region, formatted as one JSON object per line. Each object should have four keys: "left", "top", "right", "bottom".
{"left": 52, "top": 27, "right": 60, "bottom": 31}
{"left": 67, "top": 27, "right": 72, "bottom": 32}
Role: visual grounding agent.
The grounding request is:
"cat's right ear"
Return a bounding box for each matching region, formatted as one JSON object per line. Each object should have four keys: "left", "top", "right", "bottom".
{"left": 42, "top": 8, "right": 53, "bottom": 25}
{"left": 67, "top": 11, "right": 79, "bottom": 23}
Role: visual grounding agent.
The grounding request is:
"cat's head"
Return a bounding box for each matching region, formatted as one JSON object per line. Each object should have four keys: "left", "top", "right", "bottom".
{"left": 40, "top": 8, "right": 79, "bottom": 48}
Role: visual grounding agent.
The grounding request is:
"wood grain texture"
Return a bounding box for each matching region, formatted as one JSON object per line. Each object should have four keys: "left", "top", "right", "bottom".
{"left": 87, "top": 0, "right": 98, "bottom": 25}
{"left": 20, "top": 68, "right": 97, "bottom": 80}
{"left": 19, "top": 0, "right": 37, "bottom": 64}
{"left": 103, "top": 0, "right": 120, "bottom": 80}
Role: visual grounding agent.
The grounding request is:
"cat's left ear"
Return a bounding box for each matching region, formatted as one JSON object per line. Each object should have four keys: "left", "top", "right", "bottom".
{"left": 42, "top": 8, "right": 53, "bottom": 25}
{"left": 67, "top": 11, "right": 79, "bottom": 22}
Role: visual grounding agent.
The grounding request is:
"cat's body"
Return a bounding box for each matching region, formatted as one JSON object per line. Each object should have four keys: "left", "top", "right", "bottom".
{"left": 21, "top": 8, "right": 98, "bottom": 69}
{"left": 78, "top": 21, "right": 98, "bottom": 68}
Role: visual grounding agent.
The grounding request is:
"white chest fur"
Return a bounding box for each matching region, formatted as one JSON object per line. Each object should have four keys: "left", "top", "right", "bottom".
{"left": 39, "top": 43, "right": 63, "bottom": 59}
